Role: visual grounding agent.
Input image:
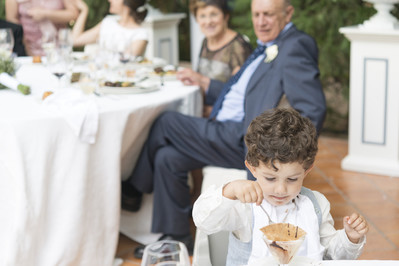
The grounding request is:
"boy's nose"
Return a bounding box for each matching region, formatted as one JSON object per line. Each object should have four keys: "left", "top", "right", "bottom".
{"left": 275, "top": 183, "right": 287, "bottom": 195}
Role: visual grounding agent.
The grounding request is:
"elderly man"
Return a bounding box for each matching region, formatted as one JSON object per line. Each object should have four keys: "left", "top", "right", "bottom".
{"left": 122, "top": 0, "right": 326, "bottom": 257}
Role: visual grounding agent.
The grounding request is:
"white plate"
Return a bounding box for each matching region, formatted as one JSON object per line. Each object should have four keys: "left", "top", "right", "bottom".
{"left": 98, "top": 80, "right": 159, "bottom": 94}
{"left": 72, "top": 52, "right": 90, "bottom": 61}
{"left": 148, "top": 73, "right": 177, "bottom": 82}
{"left": 248, "top": 256, "right": 323, "bottom": 266}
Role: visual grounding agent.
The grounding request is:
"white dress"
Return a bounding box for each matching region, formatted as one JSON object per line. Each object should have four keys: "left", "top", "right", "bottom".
{"left": 98, "top": 15, "right": 148, "bottom": 53}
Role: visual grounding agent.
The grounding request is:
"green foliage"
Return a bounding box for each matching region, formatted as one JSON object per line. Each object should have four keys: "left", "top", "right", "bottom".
{"left": 290, "top": 0, "right": 374, "bottom": 88}
{"left": 0, "top": 1, "right": 5, "bottom": 19}
{"left": 17, "top": 83, "right": 30, "bottom": 95}
{"left": 80, "top": 0, "right": 110, "bottom": 29}
{"left": 0, "top": 55, "right": 15, "bottom": 75}
{"left": 0, "top": 54, "right": 14, "bottom": 88}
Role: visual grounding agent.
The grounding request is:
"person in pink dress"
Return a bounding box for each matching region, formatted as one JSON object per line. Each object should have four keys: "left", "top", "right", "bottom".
{"left": 5, "top": 0, "right": 78, "bottom": 56}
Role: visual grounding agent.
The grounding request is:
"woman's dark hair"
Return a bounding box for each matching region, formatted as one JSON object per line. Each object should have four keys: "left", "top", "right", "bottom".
{"left": 124, "top": 0, "right": 148, "bottom": 24}
{"left": 189, "top": 0, "right": 230, "bottom": 17}
{"left": 245, "top": 108, "right": 318, "bottom": 171}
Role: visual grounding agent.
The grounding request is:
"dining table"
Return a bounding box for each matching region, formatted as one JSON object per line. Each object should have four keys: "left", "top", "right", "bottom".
{"left": 0, "top": 56, "right": 202, "bottom": 266}
{"left": 245, "top": 259, "right": 399, "bottom": 266}
{"left": 246, "top": 256, "right": 399, "bottom": 266}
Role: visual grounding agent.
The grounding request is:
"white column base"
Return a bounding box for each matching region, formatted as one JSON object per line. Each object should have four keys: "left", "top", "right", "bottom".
{"left": 341, "top": 155, "right": 399, "bottom": 177}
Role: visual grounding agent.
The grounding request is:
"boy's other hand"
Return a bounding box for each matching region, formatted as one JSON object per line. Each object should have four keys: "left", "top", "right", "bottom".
{"left": 222, "top": 180, "right": 263, "bottom": 205}
{"left": 343, "top": 213, "right": 369, "bottom": 244}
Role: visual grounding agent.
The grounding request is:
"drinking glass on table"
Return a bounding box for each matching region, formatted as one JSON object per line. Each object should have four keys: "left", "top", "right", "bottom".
{"left": 58, "top": 28, "right": 73, "bottom": 56}
{"left": 0, "top": 28, "right": 14, "bottom": 55}
{"left": 141, "top": 240, "right": 190, "bottom": 266}
{"left": 47, "top": 51, "right": 69, "bottom": 89}
{"left": 41, "top": 31, "right": 56, "bottom": 62}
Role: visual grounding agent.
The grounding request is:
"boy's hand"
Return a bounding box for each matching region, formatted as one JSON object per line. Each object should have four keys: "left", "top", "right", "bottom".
{"left": 222, "top": 180, "right": 263, "bottom": 205}
{"left": 343, "top": 213, "right": 369, "bottom": 243}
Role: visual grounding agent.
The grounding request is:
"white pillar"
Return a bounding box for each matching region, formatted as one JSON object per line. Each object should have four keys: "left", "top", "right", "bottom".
{"left": 142, "top": 6, "right": 185, "bottom": 65}
{"left": 340, "top": 0, "right": 399, "bottom": 177}
{"left": 189, "top": 14, "right": 204, "bottom": 70}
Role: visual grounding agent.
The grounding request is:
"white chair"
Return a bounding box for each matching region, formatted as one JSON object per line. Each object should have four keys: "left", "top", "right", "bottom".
{"left": 192, "top": 166, "right": 247, "bottom": 266}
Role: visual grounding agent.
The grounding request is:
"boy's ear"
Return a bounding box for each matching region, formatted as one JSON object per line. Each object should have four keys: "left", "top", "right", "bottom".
{"left": 304, "top": 164, "right": 314, "bottom": 177}
{"left": 245, "top": 160, "right": 257, "bottom": 178}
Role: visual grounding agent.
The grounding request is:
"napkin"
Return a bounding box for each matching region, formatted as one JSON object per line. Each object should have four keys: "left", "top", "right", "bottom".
{"left": 43, "top": 89, "right": 99, "bottom": 144}
{"left": 0, "top": 72, "right": 19, "bottom": 90}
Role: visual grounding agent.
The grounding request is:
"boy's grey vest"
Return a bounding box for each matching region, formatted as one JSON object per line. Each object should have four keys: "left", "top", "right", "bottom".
{"left": 225, "top": 187, "right": 322, "bottom": 266}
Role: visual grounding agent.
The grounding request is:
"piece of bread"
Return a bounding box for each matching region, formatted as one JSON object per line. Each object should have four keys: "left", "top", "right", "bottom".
{"left": 42, "top": 91, "right": 53, "bottom": 100}
{"left": 32, "top": 56, "right": 42, "bottom": 63}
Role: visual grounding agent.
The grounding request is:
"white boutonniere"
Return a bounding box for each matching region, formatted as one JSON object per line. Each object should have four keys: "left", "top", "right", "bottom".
{"left": 264, "top": 44, "right": 278, "bottom": 63}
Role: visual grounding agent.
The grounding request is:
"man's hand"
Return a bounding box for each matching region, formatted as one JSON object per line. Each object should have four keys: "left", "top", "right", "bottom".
{"left": 343, "top": 213, "right": 369, "bottom": 243}
{"left": 222, "top": 180, "right": 263, "bottom": 206}
{"left": 176, "top": 68, "right": 210, "bottom": 92}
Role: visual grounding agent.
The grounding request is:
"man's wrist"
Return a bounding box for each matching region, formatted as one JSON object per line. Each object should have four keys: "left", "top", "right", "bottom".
{"left": 199, "top": 76, "right": 210, "bottom": 92}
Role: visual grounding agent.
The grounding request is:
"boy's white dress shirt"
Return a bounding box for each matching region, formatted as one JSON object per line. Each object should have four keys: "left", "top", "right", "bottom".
{"left": 193, "top": 185, "right": 366, "bottom": 262}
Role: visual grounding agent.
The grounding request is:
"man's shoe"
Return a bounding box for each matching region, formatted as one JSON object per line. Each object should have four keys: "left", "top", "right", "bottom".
{"left": 121, "top": 181, "right": 143, "bottom": 212}
{"left": 133, "top": 234, "right": 194, "bottom": 259}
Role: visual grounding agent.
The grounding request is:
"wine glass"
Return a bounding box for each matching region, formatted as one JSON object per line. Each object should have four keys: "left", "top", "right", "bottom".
{"left": 0, "top": 28, "right": 15, "bottom": 55}
{"left": 118, "top": 45, "right": 132, "bottom": 78}
{"left": 141, "top": 240, "right": 190, "bottom": 266}
{"left": 47, "top": 51, "right": 69, "bottom": 89}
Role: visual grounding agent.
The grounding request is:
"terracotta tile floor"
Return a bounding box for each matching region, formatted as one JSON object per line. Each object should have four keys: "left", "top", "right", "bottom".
{"left": 115, "top": 136, "right": 399, "bottom": 265}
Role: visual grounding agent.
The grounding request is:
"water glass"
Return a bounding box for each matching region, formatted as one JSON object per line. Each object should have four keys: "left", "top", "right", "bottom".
{"left": 141, "top": 240, "right": 190, "bottom": 266}
{"left": 0, "top": 28, "right": 14, "bottom": 54}
{"left": 58, "top": 28, "right": 73, "bottom": 55}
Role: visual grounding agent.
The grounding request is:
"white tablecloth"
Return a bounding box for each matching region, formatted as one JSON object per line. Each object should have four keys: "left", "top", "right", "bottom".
{"left": 247, "top": 256, "right": 399, "bottom": 266}
{"left": 322, "top": 261, "right": 399, "bottom": 265}
{"left": 0, "top": 63, "right": 201, "bottom": 266}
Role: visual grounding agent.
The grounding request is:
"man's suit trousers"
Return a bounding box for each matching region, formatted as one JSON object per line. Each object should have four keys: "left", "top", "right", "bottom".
{"left": 128, "top": 111, "right": 246, "bottom": 235}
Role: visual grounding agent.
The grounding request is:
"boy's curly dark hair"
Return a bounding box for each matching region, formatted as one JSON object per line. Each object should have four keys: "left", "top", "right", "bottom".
{"left": 244, "top": 108, "right": 318, "bottom": 171}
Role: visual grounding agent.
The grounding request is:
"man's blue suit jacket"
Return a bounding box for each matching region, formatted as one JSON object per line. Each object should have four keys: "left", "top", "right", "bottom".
{"left": 206, "top": 25, "right": 326, "bottom": 135}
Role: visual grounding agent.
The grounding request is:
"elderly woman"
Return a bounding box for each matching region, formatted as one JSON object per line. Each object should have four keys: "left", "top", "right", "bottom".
{"left": 178, "top": 0, "right": 252, "bottom": 88}
{"left": 179, "top": 0, "right": 252, "bottom": 118}
{"left": 72, "top": 0, "right": 148, "bottom": 57}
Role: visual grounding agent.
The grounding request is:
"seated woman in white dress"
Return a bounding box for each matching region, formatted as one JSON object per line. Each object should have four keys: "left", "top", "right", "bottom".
{"left": 72, "top": 0, "right": 148, "bottom": 57}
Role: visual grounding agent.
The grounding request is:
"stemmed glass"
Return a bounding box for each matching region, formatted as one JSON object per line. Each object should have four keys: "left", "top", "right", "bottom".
{"left": 0, "top": 28, "right": 14, "bottom": 55}
{"left": 141, "top": 240, "right": 190, "bottom": 266}
{"left": 118, "top": 46, "right": 132, "bottom": 79}
{"left": 47, "top": 51, "right": 69, "bottom": 89}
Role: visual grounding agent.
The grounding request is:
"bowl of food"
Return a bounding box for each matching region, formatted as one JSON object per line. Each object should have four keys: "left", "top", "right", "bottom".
{"left": 260, "top": 223, "right": 306, "bottom": 265}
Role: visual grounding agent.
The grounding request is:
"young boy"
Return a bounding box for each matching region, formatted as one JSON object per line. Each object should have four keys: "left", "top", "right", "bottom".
{"left": 193, "top": 108, "right": 369, "bottom": 265}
